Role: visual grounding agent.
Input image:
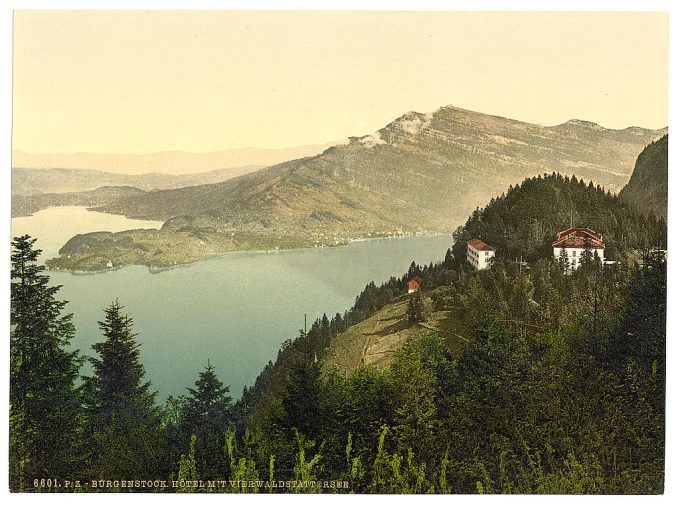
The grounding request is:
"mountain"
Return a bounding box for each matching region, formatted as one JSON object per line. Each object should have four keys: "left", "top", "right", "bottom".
{"left": 98, "top": 106, "right": 666, "bottom": 228}
{"left": 12, "top": 142, "right": 337, "bottom": 175}
{"left": 618, "top": 135, "right": 668, "bottom": 219}
{"left": 46, "top": 105, "right": 666, "bottom": 271}
{"left": 11, "top": 165, "right": 264, "bottom": 197}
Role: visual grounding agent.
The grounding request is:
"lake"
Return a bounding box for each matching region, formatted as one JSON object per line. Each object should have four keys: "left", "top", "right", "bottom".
{"left": 11, "top": 206, "right": 165, "bottom": 260}
{"left": 11, "top": 206, "right": 453, "bottom": 401}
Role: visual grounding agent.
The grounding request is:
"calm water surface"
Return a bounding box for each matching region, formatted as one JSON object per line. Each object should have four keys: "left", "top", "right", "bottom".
{"left": 11, "top": 206, "right": 164, "bottom": 260}
{"left": 12, "top": 206, "right": 453, "bottom": 400}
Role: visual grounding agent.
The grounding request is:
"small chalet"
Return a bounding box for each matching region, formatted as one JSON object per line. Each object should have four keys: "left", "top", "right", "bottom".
{"left": 467, "top": 239, "right": 495, "bottom": 270}
{"left": 552, "top": 227, "right": 605, "bottom": 271}
{"left": 407, "top": 276, "right": 421, "bottom": 294}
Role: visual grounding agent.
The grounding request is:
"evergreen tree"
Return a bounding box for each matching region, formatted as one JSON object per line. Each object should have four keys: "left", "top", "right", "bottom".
{"left": 391, "top": 333, "right": 452, "bottom": 468}
{"left": 407, "top": 261, "right": 421, "bottom": 280}
{"left": 320, "top": 313, "right": 332, "bottom": 346}
{"left": 82, "top": 300, "right": 162, "bottom": 482}
{"left": 160, "top": 394, "right": 191, "bottom": 473}
{"left": 9, "top": 235, "right": 83, "bottom": 491}
{"left": 407, "top": 291, "right": 426, "bottom": 324}
{"left": 279, "top": 359, "right": 323, "bottom": 439}
{"left": 184, "top": 361, "right": 233, "bottom": 478}
{"left": 333, "top": 312, "right": 345, "bottom": 333}
{"left": 443, "top": 248, "right": 455, "bottom": 269}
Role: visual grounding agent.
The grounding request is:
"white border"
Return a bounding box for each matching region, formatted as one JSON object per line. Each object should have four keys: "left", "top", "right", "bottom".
{"left": 1, "top": 2, "right": 677, "bottom": 509}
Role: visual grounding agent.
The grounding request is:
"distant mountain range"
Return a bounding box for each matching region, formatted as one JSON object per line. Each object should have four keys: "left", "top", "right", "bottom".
{"left": 618, "top": 135, "right": 668, "bottom": 220}
{"left": 12, "top": 142, "right": 337, "bottom": 175}
{"left": 43, "top": 105, "right": 666, "bottom": 271}
{"left": 12, "top": 165, "right": 264, "bottom": 197}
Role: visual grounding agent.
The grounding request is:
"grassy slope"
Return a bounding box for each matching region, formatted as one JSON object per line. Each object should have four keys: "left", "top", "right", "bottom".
{"left": 322, "top": 291, "right": 465, "bottom": 376}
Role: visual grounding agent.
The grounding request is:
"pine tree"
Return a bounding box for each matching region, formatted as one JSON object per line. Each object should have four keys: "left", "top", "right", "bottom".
{"left": 407, "top": 261, "right": 421, "bottom": 280}
{"left": 10, "top": 235, "right": 83, "bottom": 491}
{"left": 184, "top": 361, "right": 233, "bottom": 478}
{"left": 320, "top": 313, "right": 332, "bottom": 346}
{"left": 443, "top": 248, "right": 455, "bottom": 269}
{"left": 279, "top": 359, "right": 323, "bottom": 439}
{"left": 333, "top": 312, "right": 345, "bottom": 333}
{"left": 407, "top": 291, "right": 426, "bottom": 324}
{"left": 82, "top": 300, "right": 162, "bottom": 482}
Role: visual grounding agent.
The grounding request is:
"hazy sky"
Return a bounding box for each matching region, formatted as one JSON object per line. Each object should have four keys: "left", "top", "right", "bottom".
{"left": 13, "top": 10, "right": 668, "bottom": 154}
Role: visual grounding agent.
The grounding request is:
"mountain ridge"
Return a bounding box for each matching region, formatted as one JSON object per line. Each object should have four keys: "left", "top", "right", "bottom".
{"left": 11, "top": 165, "right": 265, "bottom": 199}
{"left": 12, "top": 141, "right": 337, "bottom": 175}
{"left": 618, "top": 135, "right": 668, "bottom": 219}
{"left": 99, "top": 105, "right": 666, "bottom": 225}
{"left": 43, "top": 105, "right": 666, "bottom": 271}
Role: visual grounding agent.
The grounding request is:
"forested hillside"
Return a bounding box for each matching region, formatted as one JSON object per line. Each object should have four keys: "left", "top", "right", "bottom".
{"left": 228, "top": 175, "right": 666, "bottom": 494}
{"left": 449, "top": 172, "right": 666, "bottom": 264}
{"left": 10, "top": 174, "right": 666, "bottom": 493}
{"left": 619, "top": 135, "right": 668, "bottom": 219}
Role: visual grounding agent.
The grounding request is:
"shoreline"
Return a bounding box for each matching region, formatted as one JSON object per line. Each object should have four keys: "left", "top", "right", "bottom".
{"left": 45, "top": 231, "right": 452, "bottom": 275}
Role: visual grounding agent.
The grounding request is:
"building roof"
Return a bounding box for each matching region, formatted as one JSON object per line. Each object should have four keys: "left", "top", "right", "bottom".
{"left": 553, "top": 237, "right": 605, "bottom": 249}
{"left": 553, "top": 227, "right": 605, "bottom": 249}
{"left": 407, "top": 277, "right": 421, "bottom": 290}
{"left": 555, "top": 227, "right": 602, "bottom": 242}
{"left": 467, "top": 239, "right": 495, "bottom": 252}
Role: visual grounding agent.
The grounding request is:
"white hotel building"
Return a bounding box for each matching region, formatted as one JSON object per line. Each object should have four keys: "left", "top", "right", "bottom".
{"left": 552, "top": 227, "right": 605, "bottom": 271}
{"left": 466, "top": 239, "right": 495, "bottom": 270}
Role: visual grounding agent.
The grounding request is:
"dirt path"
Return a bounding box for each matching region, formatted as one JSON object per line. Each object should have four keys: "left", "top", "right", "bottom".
{"left": 359, "top": 308, "right": 384, "bottom": 365}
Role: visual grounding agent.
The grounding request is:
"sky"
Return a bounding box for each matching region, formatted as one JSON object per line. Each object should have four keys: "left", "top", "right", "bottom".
{"left": 12, "top": 10, "right": 668, "bottom": 154}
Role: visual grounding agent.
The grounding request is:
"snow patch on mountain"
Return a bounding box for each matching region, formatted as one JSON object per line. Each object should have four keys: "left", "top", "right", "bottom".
{"left": 358, "top": 132, "right": 387, "bottom": 148}
{"left": 399, "top": 111, "right": 434, "bottom": 135}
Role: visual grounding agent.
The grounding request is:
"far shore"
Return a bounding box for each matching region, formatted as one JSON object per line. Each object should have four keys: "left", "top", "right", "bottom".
{"left": 45, "top": 230, "right": 452, "bottom": 275}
